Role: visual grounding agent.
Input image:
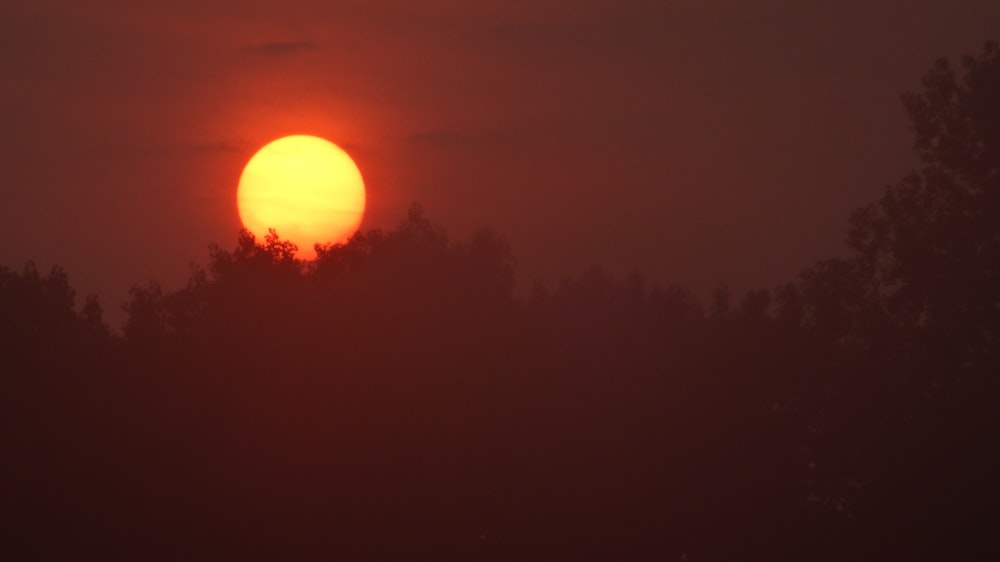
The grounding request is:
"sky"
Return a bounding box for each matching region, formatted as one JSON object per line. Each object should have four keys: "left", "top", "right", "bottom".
{"left": 2, "top": 0, "right": 998, "bottom": 325}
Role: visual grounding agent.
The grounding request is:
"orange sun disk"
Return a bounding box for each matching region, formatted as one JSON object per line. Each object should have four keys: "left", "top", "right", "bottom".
{"left": 237, "top": 135, "right": 366, "bottom": 260}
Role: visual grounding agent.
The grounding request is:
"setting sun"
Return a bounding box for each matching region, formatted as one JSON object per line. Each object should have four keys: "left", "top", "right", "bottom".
{"left": 237, "top": 135, "right": 366, "bottom": 259}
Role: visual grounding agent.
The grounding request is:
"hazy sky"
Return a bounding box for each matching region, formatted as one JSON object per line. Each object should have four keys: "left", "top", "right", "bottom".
{"left": 2, "top": 0, "right": 998, "bottom": 324}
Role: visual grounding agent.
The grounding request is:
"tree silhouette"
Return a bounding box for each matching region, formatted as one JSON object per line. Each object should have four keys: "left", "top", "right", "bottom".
{"left": 849, "top": 40, "right": 1000, "bottom": 368}
{"left": 4, "top": 42, "right": 1000, "bottom": 562}
{"left": 790, "top": 40, "right": 1000, "bottom": 561}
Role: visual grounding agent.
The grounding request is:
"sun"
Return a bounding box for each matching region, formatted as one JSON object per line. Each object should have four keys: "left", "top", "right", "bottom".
{"left": 237, "top": 135, "right": 366, "bottom": 260}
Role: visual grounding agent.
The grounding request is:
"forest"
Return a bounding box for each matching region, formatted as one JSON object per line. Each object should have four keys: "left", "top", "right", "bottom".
{"left": 2, "top": 43, "right": 998, "bottom": 561}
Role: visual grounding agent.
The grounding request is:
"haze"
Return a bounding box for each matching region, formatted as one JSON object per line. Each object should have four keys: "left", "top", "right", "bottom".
{"left": 3, "top": 1, "right": 998, "bottom": 320}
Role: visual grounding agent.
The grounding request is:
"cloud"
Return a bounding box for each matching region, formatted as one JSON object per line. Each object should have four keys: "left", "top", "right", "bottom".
{"left": 186, "top": 140, "right": 242, "bottom": 153}
{"left": 247, "top": 41, "right": 318, "bottom": 56}
{"left": 406, "top": 114, "right": 667, "bottom": 153}
{"left": 407, "top": 128, "right": 529, "bottom": 153}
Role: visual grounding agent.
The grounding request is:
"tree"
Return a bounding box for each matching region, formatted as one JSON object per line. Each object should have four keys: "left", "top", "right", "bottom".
{"left": 848, "top": 41, "right": 1000, "bottom": 370}
{"left": 798, "top": 41, "right": 1000, "bottom": 561}
{"left": 0, "top": 262, "right": 110, "bottom": 360}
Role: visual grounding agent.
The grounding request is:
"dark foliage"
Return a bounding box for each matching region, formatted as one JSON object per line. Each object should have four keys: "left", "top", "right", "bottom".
{"left": 3, "top": 42, "right": 998, "bottom": 561}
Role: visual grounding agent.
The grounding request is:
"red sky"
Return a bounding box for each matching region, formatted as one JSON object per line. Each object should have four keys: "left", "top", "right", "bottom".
{"left": 2, "top": 0, "right": 998, "bottom": 325}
